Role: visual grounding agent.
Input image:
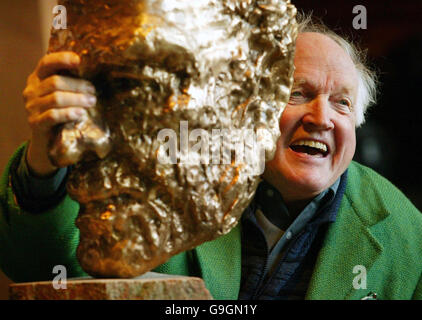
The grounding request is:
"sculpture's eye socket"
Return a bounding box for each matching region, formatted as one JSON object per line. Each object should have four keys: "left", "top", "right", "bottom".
{"left": 112, "top": 76, "right": 144, "bottom": 92}
{"left": 90, "top": 70, "right": 113, "bottom": 101}
{"left": 91, "top": 69, "right": 147, "bottom": 106}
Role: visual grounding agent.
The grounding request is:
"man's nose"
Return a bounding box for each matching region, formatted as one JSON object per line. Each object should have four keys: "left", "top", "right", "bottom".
{"left": 301, "top": 95, "right": 334, "bottom": 131}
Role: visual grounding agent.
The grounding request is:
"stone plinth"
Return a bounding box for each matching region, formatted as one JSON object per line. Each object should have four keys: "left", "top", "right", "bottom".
{"left": 9, "top": 272, "right": 212, "bottom": 300}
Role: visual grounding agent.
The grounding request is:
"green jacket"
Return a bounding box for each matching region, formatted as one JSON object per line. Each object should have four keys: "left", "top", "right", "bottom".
{"left": 1, "top": 145, "right": 421, "bottom": 299}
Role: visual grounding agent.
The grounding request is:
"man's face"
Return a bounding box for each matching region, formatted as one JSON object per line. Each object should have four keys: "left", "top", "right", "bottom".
{"left": 264, "top": 32, "right": 358, "bottom": 203}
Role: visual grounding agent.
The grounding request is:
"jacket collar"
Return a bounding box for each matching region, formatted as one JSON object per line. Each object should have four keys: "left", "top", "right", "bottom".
{"left": 305, "top": 163, "right": 390, "bottom": 299}
{"left": 177, "top": 162, "right": 390, "bottom": 300}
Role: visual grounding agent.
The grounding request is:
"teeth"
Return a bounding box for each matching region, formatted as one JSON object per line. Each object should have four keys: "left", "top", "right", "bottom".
{"left": 291, "top": 140, "right": 328, "bottom": 153}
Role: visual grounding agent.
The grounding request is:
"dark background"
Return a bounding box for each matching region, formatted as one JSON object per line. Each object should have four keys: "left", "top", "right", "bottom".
{"left": 0, "top": 0, "right": 421, "bottom": 299}
{"left": 292, "top": 0, "right": 422, "bottom": 210}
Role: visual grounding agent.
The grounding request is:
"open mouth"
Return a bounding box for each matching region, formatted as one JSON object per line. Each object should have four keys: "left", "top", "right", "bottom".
{"left": 290, "top": 139, "right": 329, "bottom": 157}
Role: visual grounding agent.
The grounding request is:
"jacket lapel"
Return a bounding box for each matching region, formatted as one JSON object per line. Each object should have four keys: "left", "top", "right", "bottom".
{"left": 306, "top": 194, "right": 388, "bottom": 299}
{"left": 194, "top": 224, "right": 242, "bottom": 300}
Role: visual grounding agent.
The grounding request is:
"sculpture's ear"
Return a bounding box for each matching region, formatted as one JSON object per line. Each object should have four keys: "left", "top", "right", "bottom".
{"left": 227, "top": 0, "right": 297, "bottom": 164}
{"left": 245, "top": 0, "right": 297, "bottom": 112}
{"left": 252, "top": 44, "right": 296, "bottom": 163}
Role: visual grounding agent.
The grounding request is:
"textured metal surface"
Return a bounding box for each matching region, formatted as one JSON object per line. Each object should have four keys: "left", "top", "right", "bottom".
{"left": 48, "top": 0, "right": 297, "bottom": 278}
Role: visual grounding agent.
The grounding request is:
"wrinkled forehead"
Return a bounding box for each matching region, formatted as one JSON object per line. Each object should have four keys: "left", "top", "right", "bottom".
{"left": 294, "top": 33, "right": 359, "bottom": 95}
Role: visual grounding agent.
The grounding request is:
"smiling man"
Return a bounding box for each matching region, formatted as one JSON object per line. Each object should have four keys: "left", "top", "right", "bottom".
{"left": 264, "top": 31, "right": 359, "bottom": 212}
{"left": 238, "top": 17, "right": 422, "bottom": 300}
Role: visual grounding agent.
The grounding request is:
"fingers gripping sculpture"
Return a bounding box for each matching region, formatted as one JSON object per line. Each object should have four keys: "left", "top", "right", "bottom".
{"left": 48, "top": 0, "right": 297, "bottom": 278}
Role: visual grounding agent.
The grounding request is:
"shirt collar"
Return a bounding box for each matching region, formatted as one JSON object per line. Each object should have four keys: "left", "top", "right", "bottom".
{"left": 254, "top": 175, "right": 342, "bottom": 230}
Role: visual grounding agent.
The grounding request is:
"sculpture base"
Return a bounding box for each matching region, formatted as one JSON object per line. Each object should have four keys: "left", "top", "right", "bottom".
{"left": 9, "top": 272, "right": 213, "bottom": 300}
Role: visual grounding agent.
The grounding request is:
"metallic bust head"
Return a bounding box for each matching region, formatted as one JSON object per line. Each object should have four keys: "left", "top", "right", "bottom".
{"left": 48, "top": 0, "right": 297, "bottom": 277}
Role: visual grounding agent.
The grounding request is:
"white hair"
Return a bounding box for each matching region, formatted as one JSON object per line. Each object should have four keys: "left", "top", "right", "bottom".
{"left": 296, "top": 12, "right": 378, "bottom": 127}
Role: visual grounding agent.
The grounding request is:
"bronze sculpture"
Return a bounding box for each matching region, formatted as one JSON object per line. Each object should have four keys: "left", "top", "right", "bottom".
{"left": 47, "top": 0, "right": 297, "bottom": 278}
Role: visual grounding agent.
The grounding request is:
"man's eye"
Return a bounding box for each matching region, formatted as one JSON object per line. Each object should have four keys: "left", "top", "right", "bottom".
{"left": 289, "top": 90, "right": 306, "bottom": 105}
{"left": 289, "top": 90, "right": 304, "bottom": 101}
{"left": 290, "top": 91, "right": 303, "bottom": 97}
{"left": 339, "top": 98, "right": 351, "bottom": 108}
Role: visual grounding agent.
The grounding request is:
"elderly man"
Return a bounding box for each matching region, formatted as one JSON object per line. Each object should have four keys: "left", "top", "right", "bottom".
{"left": 237, "top": 20, "right": 421, "bottom": 299}
{"left": 1, "top": 15, "right": 421, "bottom": 300}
